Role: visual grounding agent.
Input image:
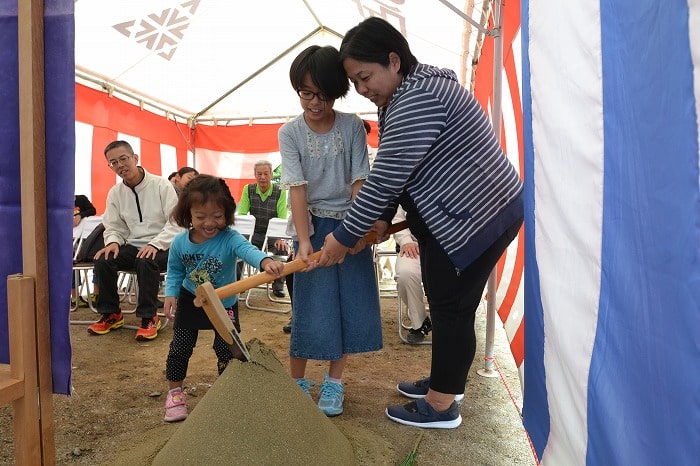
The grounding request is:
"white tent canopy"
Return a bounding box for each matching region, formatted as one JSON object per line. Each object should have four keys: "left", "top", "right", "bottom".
{"left": 75, "top": 0, "right": 489, "bottom": 122}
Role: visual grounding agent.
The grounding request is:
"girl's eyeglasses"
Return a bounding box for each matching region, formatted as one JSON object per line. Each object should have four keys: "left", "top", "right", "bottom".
{"left": 297, "top": 89, "right": 329, "bottom": 102}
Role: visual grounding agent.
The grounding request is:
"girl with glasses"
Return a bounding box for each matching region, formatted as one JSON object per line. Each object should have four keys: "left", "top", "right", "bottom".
{"left": 278, "top": 45, "right": 382, "bottom": 417}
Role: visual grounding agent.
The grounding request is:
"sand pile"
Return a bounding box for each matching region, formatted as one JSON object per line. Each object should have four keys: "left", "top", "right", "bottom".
{"left": 151, "top": 339, "right": 355, "bottom": 465}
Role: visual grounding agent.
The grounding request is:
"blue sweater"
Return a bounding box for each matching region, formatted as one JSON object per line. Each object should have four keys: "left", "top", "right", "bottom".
{"left": 334, "top": 63, "right": 523, "bottom": 270}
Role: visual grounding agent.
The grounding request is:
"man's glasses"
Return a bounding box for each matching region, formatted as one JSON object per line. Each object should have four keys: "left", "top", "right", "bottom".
{"left": 297, "top": 89, "right": 329, "bottom": 102}
{"left": 107, "top": 155, "right": 134, "bottom": 168}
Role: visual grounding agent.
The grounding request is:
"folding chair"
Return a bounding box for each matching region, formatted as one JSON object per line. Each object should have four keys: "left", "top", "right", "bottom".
{"left": 235, "top": 213, "right": 257, "bottom": 238}
{"left": 229, "top": 213, "right": 258, "bottom": 303}
{"left": 373, "top": 238, "right": 398, "bottom": 298}
{"left": 376, "top": 239, "right": 431, "bottom": 345}
{"left": 70, "top": 216, "right": 103, "bottom": 316}
{"left": 234, "top": 214, "right": 257, "bottom": 279}
{"left": 245, "top": 217, "right": 292, "bottom": 313}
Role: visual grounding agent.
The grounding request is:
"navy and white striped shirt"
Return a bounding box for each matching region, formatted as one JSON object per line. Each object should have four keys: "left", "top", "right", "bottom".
{"left": 333, "top": 63, "right": 523, "bottom": 270}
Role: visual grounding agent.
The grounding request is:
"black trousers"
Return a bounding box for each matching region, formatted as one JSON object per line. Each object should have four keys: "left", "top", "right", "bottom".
{"left": 93, "top": 244, "right": 168, "bottom": 319}
{"left": 418, "top": 219, "right": 522, "bottom": 395}
{"left": 165, "top": 327, "right": 234, "bottom": 381}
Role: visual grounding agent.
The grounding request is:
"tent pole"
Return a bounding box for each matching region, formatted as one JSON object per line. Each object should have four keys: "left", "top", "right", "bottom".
{"left": 194, "top": 27, "right": 343, "bottom": 120}
{"left": 436, "top": 0, "right": 490, "bottom": 34}
{"left": 478, "top": 0, "right": 504, "bottom": 379}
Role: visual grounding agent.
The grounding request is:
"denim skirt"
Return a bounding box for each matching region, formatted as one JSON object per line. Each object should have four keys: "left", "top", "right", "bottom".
{"left": 289, "top": 215, "right": 383, "bottom": 360}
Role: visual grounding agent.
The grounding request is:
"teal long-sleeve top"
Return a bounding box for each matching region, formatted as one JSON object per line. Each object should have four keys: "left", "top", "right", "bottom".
{"left": 165, "top": 226, "right": 269, "bottom": 308}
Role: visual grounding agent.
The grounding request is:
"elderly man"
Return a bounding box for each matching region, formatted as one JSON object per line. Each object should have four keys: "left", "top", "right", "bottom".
{"left": 237, "top": 159, "right": 289, "bottom": 297}
{"left": 88, "top": 140, "right": 180, "bottom": 340}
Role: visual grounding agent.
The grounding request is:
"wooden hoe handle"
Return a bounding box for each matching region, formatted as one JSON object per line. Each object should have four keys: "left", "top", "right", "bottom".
{"left": 194, "top": 220, "right": 407, "bottom": 306}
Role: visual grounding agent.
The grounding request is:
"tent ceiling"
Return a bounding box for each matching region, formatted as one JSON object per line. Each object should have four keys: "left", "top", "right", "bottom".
{"left": 75, "top": 0, "right": 489, "bottom": 122}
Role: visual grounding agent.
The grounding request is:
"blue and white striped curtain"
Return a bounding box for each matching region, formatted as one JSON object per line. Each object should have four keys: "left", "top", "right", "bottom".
{"left": 522, "top": 1, "right": 700, "bottom": 465}
{"left": 0, "top": 0, "right": 74, "bottom": 395}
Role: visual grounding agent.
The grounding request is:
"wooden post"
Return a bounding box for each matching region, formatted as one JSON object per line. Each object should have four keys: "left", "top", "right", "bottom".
{"left": 7, "top": 275, "right": 41, "bottom": 465}
{"left": 18, "top": 0, "right": 56, "bottom": 463}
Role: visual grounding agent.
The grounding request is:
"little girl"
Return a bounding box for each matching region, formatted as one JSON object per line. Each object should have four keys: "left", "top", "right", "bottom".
{"left": 162, "top": 174, "right": 284, "bottom": 422}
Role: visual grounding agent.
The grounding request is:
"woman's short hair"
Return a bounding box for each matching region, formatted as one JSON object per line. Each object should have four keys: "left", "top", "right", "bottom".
{"left": 340, "top": 17, "right": 417, "bottom": 76}
{"left": 177, "top": 166, "right": 199, "bottom": 177}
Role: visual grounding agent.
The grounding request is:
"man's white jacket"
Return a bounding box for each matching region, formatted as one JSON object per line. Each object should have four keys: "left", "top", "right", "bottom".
{"left": 102, "top": 167, "right": 181, "bottom": 250}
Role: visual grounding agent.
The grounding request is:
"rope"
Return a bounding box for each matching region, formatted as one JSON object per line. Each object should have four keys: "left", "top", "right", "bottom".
{"left": 493, "top": 356, "right": 541, "bottom": 466}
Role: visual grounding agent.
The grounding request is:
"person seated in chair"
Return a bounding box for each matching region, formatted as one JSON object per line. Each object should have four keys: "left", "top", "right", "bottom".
{"left": 394, "top": 206, "right": 431, "bottom": 344}
{"left": 72, "top": 194, "right": 98, "bottom": 308}
{"left": 237, "top": 159, "right": 289, "bottom": 297}
{"left": 172, "top": 166, "right": 199, "bottom": 195}
{"left": 88, "top": 140, "right": 180, "bottom": 341}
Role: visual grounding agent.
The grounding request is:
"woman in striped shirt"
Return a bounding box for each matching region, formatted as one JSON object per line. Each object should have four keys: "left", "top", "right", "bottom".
{"left": 319, "top": 17, "right": 524, "bottom": 429}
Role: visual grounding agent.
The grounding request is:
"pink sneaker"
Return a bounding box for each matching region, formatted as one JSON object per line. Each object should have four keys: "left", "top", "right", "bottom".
{"left": 164, "top": 388, "right": 188, "bottom": 422}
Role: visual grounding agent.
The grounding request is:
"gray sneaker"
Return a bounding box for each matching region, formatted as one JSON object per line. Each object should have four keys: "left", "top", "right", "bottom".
{"left": 405, "top": 316, "right": 432, "bottom": 344}
{"left": 317, "top": 377, "right": 344, "bottom": 417}
{"left": 282, "top": 316, "right": 292, "bottom": 334}
{"left": 406, "top": 328, "right": 425, "bottom": 344}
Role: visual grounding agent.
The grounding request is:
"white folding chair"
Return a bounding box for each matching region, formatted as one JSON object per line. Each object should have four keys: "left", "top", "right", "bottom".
{"left": 235, "top": 214, "right": 257, "bottom": 239}
{"left": 234, "top": 214, "right": 257, "bottom": 281}
{"left": 245, "top": 217, "right": 292, "bottom": 313}
{"left": 72, "top": 216, "right": 103, "bottom": 261}
{"left": 373, "top": 237, "right": 398, "bottom": 298}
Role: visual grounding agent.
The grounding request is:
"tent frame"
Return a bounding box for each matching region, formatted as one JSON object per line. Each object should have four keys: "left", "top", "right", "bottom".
{"left": 1, "top": 2, "right": 509, "bottom": 462}
{"left": 75, "top": 0, "right": 509, "bottom": 376}
{"left": 479, "top": 0, "right": 505, "bottom": 379}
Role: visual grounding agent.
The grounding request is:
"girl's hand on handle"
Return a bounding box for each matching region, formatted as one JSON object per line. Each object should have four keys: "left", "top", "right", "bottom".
{"left": 296, "top": 241, "right": 318, "bottom": 272}
{"left": 261, "top": 258, "right": 285, "bottom": 277}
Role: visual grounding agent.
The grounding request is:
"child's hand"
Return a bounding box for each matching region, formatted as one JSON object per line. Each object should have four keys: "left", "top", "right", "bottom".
{"left": 262, "top": 258, "right": 285, "bottom": 278}
{"left": 163, "top": 297, "right": 177, "bottom": 320}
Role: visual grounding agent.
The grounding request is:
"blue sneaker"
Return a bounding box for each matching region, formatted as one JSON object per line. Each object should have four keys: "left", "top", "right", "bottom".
{"left": 386, "top": 398, "right": 462, "bottom": 429}
{"left": 397, "top": 376, "right": 464, "bottom": 402}
{"left": 317, "top": 378, "right": 344, "bottom": 417}
{"left": 295, "top": 378, "right": 316, "bottom": 399}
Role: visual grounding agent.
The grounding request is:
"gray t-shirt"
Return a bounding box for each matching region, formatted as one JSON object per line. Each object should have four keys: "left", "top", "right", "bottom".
{"left": 278, "top": 111, "right": 369, "bottom": 218}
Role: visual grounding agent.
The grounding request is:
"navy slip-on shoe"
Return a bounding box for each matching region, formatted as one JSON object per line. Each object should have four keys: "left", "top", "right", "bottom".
{"left": 386, "top": 398, "right": 462, "bottom": 429}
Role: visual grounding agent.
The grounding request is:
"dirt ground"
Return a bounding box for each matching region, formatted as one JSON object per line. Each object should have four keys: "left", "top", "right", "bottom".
{"left": 1, "top": 284, "right": 537, "bottom": 465}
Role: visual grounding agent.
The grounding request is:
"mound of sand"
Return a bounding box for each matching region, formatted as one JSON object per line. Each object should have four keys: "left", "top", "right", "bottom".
{"left": 151, "top": 339, "right": 355, "bottom": 465}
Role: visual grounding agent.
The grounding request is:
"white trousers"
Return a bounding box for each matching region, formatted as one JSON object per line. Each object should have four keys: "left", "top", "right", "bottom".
{"left": 395, "top": 253, "right": 427, "bottom": 329}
